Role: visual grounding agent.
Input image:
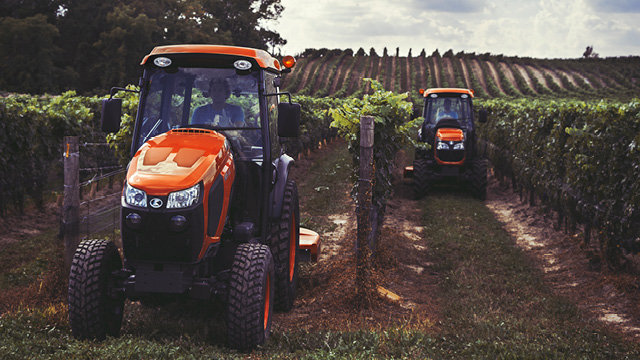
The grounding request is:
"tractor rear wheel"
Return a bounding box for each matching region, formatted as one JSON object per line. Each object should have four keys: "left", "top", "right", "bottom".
{"left": 268, "top": 180, "right": 300, "bottom": 312}
{"left": 227, "top": 243, "right": 275, "bottom": 351}
{"left": 68, "top": 239, "right": 124, "bottom": 341}
{"left": 413, "top": 159, "right": 431, "bottom": 199}
{"left": 470, "top": 159, "right": 488, "bottom": 200}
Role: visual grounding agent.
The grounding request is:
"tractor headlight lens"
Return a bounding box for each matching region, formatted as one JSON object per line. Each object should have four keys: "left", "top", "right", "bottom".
{"left": 167, "top": 183, "right": 200, "bottom": 209}
{"left": 436, "top": 141, "right": 449, "bottom": 150}
{"left": 453, "top": 142, "right": 465, "bottom": 150}
{"left": 124, "top": 182, "right": 147, "bottom": 208}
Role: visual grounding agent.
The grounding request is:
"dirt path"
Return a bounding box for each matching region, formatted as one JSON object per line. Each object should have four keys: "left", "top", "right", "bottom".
{"left": 513, "top": 63, "right": 535, "bottom": 92}
{"left": 0, "top": 203, "right": 59, "bottom": 247}
{"left": 486, "top": 61, "right": 505, "bottom": 94}
{"left": 526, "top": 65, "right": 550, "bottom": 90}
{"left": 416, "top": 56, "right": 427, "bottom": 88}
{"left": 346, "top": 56, "right": 366, "bottom": 94}
{"left": 441, "top": 57, "right": 456, "bottom": 87}
{"left": 329, "top": 56, "right": 350, "bottom": 95}
{"left": 459, "top": 58, "right": 471, "bottom": 88}
{"left": 295, "top": 57, "right": 319, "bottom": 93}
{"left": 485, "top": 175, "right": 640, "bottom": 340}
{"left": 469, "top": 59, "right": 488, "bottom": 95}
{"left": 499, "top": 62, "right": 518, "bottom": 91}
{"left": 430, "top": 56, "right": 441, "bottom": 87}
{"left": 405, "top": 57, "right": 412, "bottom": 93}
{"left": 542, "top": 67, "right": 564, "bottom": 89}
{"left": 557, "top": 69, "right": 578, "bottom": 87}
{"left": 389, "top": 56, "right": 397, "bottom": 91}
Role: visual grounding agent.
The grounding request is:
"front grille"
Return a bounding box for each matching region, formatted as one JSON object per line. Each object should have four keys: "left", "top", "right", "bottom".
{"left": 436, "top": 149, "right": 465, "bottom": 163}
{"left": 122, "top": 205, "right": 205, "bottom": 263}
{"left": 171, "top": 128, "right": 215, "bottom": 135}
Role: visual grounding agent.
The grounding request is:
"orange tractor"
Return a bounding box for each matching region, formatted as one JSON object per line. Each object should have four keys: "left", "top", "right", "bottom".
{"left": 68, "top": 45, "right": 320, "bottom": 350}
{"left": 406, "top": 88, "right": 488, "bottom": 199}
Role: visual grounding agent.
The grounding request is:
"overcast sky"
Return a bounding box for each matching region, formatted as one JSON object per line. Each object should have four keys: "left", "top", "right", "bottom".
{"left": 269, "top": 0, "right": 640, "bottom": 59}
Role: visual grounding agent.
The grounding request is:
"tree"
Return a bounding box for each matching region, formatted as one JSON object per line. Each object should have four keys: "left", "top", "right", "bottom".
{"left": 1, "top": 0, "right": 287, "bottom": 94}
{"left": 370, "top": 47, "right": 378, "bottom": 57}
{"left": 583, "top": 45, "right": 599, "bottom": 58}
{"left": 0, "top": 0, "right": 62, "bottom": 22}
{"left": 94, "top": 5, "right": 162, "bottom": 91}
{"left": 0, "top": 14, "right": 76, "bottom": 93}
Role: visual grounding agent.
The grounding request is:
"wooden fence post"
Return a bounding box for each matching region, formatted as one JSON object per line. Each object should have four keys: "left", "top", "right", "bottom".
{"left": 63, "top": 136, "right": 80, "bottom": 271}
{"left": 356, "top": 116, "right": 374, "bottom": 303}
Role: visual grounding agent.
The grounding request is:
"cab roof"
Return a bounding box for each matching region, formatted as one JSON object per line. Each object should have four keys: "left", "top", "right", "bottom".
{"left": 424, "top": 88, "right": 474, "bottom": 98}
{"left": 140, "top": 45, "right": 282, "bottom": 71}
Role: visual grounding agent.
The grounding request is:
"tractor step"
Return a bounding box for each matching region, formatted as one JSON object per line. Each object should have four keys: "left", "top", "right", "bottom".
{"left": 299, "top": 227, "right": 320, "bottom": 262}
{"left": 404, "top": 165, "right": 414, "bottom": 178}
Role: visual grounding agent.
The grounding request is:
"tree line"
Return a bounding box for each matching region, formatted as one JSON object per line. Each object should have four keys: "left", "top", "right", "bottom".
{"left": 0, "top": 0, "right": 285, "bottom": 95}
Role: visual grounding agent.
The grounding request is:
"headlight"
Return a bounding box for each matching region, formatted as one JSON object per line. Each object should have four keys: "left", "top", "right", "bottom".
{"left": 453, "top": 142, "right": 465, "bottom": 150}
{"left": 124, "top": 182, "right": 147, "bottom": 207}
{"left": 167, "top": 183, "right": 200, "bottom": 209}
{"left": 436, "top": 141, "right": 449, "bottom": 150}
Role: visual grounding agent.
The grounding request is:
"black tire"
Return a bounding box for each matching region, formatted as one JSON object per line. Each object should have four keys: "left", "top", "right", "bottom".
{"left": 470, "top": 159, "right": 488, "bottom": 200}
{"left": 68, "top": 239, "right": 124, "bottom": 341}
{"left": 227, "top": 243, "right": 275, "bottom": 351}
{"left": 413, "top": 159, "right": 431, "bottom": 199}
{"left": 268, "top": 180, "right": 300, "bottom": 312}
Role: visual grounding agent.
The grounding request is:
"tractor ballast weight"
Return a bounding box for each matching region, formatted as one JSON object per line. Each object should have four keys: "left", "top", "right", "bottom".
{"left": 68, "top": 45, "right": 320, "bottom": 351}
{"left": 406, "top": 88, "right": 488, "bottom": 199}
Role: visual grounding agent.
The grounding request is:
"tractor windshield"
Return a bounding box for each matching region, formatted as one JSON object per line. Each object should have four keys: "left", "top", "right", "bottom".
{"left": 424, "top": 93, "right": 473, "bottom": 128}
{"left": 136, "top": 67, "right": 262, "bottom": 159}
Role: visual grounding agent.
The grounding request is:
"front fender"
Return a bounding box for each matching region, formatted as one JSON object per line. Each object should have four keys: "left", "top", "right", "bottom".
{"left": 270, "top": 154, "right": 294, "bottom": 219}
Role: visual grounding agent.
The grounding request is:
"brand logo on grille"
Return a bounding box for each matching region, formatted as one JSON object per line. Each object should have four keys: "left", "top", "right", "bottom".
{"left": 149, "top": 198, "right": 163, "bottom": 208}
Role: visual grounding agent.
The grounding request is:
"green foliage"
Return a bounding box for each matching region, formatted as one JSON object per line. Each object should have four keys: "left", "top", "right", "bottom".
{"left": 105, "top": 86, "right": 141, "bottom": 165}
{"left": 478, "top": 98, "right": 640, "bottom": 258}
{"left": 330, "top": 79, "right": 420, "bottom": 211}
{"left": 0, "top": 92, "right": 102, "bottom": 214}
{"left": 283, "top": 95, "right": 340, "bottom": 157}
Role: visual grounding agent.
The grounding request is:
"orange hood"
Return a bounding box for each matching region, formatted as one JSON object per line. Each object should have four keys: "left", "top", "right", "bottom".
{"left": 436, "top": 128, "right": 464, "bottom": 142}
{"left": 127, "top": 129, "right": 231, "bottom": 195}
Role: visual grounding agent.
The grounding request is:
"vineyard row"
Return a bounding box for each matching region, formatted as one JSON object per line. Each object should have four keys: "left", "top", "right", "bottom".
{"left": 281, "top": 50, "right": 640, "bottom": 101}
{"left": 476, "top": 98, "right": 640, "bottom": 264}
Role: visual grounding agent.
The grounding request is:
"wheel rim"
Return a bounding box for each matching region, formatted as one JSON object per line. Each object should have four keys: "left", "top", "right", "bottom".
{"left": 263, "top": 273, "right": 271, "bottom": 330}
{"left": 289, "top": 213, "right": 296, "bottom": 282}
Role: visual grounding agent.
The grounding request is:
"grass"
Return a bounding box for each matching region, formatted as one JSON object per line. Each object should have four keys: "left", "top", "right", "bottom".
{"left": 291, "top": 139, "right": 353, "bottom": 234}
{"left": 2, "top": 142, "right": 640, "bottom": 358}
{"left": 416, "top": 190, "right": 640, "bottom": 358}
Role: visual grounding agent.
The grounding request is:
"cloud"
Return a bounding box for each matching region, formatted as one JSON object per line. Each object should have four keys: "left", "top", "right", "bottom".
{"left": 275, "top": 0, "right": 640, "bottom": 58}
{"left": 587, "top": 0, "right": 640, "bottom": 13}
{"left": 411, "top": 0, "right": 485, "bottom": 13}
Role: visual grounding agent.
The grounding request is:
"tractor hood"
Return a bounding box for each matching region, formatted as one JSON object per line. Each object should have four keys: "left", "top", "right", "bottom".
{"left": 127, "top": 129, "right": 230, "bottom": 195}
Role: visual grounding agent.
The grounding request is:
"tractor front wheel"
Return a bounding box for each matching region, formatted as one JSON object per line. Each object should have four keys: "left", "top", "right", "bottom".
{"left": 469, "top": 159, "right": 488, "bottom": 200}
{"left": 68, "top": 239, "right": 124, "bottom": 340}
{"left": 413, "top": 159, "right": 432, "bottom": 199}
{"left": 227, "top": 243, "right": 275, "bottom": 351}
{"left": 268, "top": 180, "right": 300, "bottom": 312}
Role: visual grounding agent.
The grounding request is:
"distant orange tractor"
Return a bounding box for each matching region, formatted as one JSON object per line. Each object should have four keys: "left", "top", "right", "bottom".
{"left": 405, "top": 88, "right": 488, "bottom": 199}
{"left": 68, "top": 45, "right": 320, "bottom": 350}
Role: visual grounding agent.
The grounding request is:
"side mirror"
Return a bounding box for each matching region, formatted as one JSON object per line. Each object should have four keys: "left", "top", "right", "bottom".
{"left": 101, "top": 98, "right": 122, "bottom": 133}
{"left": 478, "top": 108, "right": 488, "bottom": 123}
{"left": 278, "top": 102, "right": 301, "bottom": 138}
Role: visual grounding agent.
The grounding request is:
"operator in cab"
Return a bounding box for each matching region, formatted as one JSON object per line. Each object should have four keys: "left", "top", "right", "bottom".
{"left": 191, "top": 78, "right": 245, "bottom": 127}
